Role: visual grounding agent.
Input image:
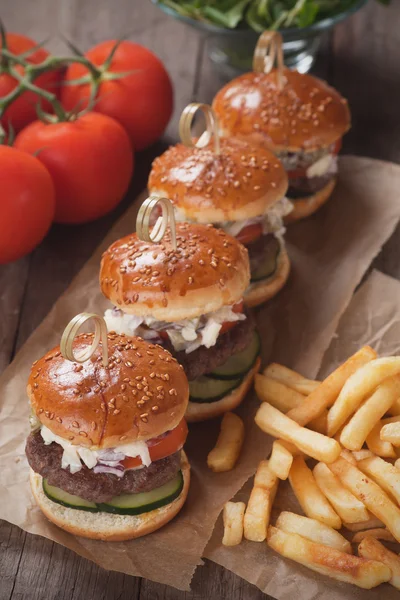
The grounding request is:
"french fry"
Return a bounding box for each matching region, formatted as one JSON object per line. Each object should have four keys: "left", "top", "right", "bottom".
{"left": 255, "top": 374, "right": 305, "bottom": 412}
{"left": 279, "top": 439, "right": 304, "bottom": 457}
{"left": 207, "top": 412, "right": 244, "bottom": 472}
{"left": 381, "top": 414, "right": 400, "bottom": 426}
{"left": 244, "top": 462, "right": 278, "bottom": 542}
{"left": 313, "top": 462, "right": 369, "bottom": 524}
{"left": 387, "top": 398, "right": 400, "bottom": 416}
{"left": 289, "top": 456, "right": 341, "bottom": 529}
{"left": 267, "top": 526, "right": 391, "bottom": 589}
{"left": 366, "top": 420, "right": 396, "bottom": 458}
{"left": 352, "top": 450, "right": 374, "bottom": 461}
{"left": 353, "top": 529, "right": 397, "bottom": 544}
{"left": 343, "top": 516, "right": 384, "bottom": 532}
{"left": 359, "top": 537, "right": 400, "bottom": 590}
{"left": 254, "top": 459, "right": 277, "bottom": 489}
{"left": 286, "top": 346, "right": 376, "bottom": 427}
{"left": 276, "top": 511, "right": 351, "bottom": 554}
{"left": 255, "top": 403, "right": 341, "bottom": 464}
{"left": 269, "top": 440, "right": 293, "bottom": 480}
{"left": 358, "top": 455, "right": 400, "bottom": 505}
{"left": 395, "top": 458, "right": 400, "bottom": 470}
{"left": 329, "top": 457, "right": 400, "bottom": 542}
{"left": 327, "top": 357, "right": 400, "bottom": 437}
{"left": 222, "top": 501, "right": 246, "bottom": 546}
{"left": 340, "top": 449, "right": 357, "bottom": 465}
{"left": 308, "top": 410, "right": 328, "bottom": 435}
{"left": 263, "top": 363, "right": 320, "bottom": 395}
{"left": 339, "top": 375, "right": 400, "bottom": 451}
{"left": 381, "top": 422, "right": 400, "bottom": 446}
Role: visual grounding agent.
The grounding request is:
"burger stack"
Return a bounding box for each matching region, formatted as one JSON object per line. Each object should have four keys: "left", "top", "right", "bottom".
{"left": 25, "top": 30, "right": 351, "bottom": 542}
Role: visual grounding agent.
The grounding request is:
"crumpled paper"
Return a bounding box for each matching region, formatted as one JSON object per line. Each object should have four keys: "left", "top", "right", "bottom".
{"left": 205, "top": 270, "right": 400, "bottom": 600}
{"left": 0, "top": 156, "right": 400, "bottom": 590}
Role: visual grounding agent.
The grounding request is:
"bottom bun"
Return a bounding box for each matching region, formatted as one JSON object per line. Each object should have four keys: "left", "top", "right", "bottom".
{"left": 30, "top": 451, "right": 190, "bottom": 542}
{"left": 186, "top": 357, "right": 261, "bottom": 422}
{"left": 285, "top": 177, "right": 336, "bottom": 223}
{"left": 244, "top": 247, "right": 290, "bottom": 308}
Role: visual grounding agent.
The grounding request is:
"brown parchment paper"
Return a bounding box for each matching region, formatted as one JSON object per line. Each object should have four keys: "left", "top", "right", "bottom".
{"left": 1, "top": 156, "right": 400, "bottom": 591}
{"left": 205, "top": 269, "right": 400, "bottom": 600}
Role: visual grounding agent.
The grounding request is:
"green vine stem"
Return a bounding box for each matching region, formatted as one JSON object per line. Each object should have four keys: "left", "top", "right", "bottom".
{"left": 0, "top": 38, "right": 135, "bottom": 124}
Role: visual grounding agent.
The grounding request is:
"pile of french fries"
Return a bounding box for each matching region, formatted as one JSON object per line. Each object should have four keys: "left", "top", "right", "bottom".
{"left": 222, "top": 346, "right": 400, "bottom": 590}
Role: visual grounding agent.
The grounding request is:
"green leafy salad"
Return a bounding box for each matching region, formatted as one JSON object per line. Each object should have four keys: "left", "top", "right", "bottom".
{"left": 157, "top": 0, "right": 387, "bottom": 31}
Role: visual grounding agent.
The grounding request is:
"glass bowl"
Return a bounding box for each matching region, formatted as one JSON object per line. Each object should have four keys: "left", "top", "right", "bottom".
{"left": 152, "top": 0, "right": 367, "bottom": 77}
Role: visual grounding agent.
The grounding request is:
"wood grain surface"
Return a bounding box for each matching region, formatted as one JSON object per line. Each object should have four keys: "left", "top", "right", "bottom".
{"left": 0, "top": 0, "right": 399, "bottom": 598}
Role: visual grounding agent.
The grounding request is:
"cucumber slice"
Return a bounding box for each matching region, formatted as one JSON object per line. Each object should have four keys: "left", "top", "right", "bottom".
{"left": 189, "top": 375, "right": 242, "bottom": 403}
{"left": 98, "top": 471, "right": 183, "bottom": 515}
{"left": 250, "top": 237, "right": 281, "bottom": 282}
{"left": 208, "top": 331, "right": 260, "bottom": 380}
{"left": 43, "top": 479, "right": 98, "bottom": 512}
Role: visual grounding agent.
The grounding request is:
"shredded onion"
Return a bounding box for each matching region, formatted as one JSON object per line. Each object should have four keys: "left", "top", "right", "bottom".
{"left": 93, "top": 464, "right": 125, "bottom": 478}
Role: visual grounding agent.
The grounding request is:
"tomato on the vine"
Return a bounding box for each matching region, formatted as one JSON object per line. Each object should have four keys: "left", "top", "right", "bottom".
{"left": 0, "top": 33, "right": 61, "bottom": 132}
{"left": 61, "top": 40, "right": 173, "bottom": 151}
{"left": 0, "top": 146, "right": 55, "bottom": 264}
{"left": 14, "top": 112, "right": 134, "bottom": 224}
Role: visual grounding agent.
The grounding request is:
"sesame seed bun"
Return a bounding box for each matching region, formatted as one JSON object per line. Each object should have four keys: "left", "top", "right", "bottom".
{"left": 285, "top": 178, "right": 336, "bottom": 223}
{"left": 148, "top": 137, "right": 288, "bottom": 223}
{"left": 212, "top": 69, "right": 351, "bottom": 153}
{"left": 245, "top": 245, "right": 290, "bottom": 308}
{"left": 186, "top": 358, "right": 260, "bottom": 422}
{"left": 29, "top": 451, "right": 190, "bottom": 541}
{"left": 28, "top": 333, "right": 189, "bottom": 448}
{"left": 100, "top": 223, "right": 250, "bottom": 321}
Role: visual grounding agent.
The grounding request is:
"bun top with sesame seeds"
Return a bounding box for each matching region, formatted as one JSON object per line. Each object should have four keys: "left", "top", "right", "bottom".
{"left": 99, "top": 222, "right": 250, "bottom": 321}
{"left": 148, "top": 137, "right": 288, "bottom": 223}
{"left": 27, "top": 333, "right": 189, "bottom": 448}
{"left": 212, "top": 69, "right": 351, "bottom": 153}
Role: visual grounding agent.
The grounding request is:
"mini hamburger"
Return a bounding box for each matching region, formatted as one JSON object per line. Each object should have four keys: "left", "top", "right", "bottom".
{"left": 148, "top": 128, "right": 291, "bottom": 307}
{"left": 100, "top": 220, "right": 261, "bottom": 422}
{"left": 26, "top": 331, "right": 190, "bottom": 541}
{"left": 212, "top": 38, "right": 350, "bottom": 222}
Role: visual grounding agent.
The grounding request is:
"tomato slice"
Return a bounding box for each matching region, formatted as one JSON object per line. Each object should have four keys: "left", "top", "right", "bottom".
{"left": 333, "top": 138, "right": 342, "bottom": 154}
{"left": 236, "top": 223, "right": 263, "bottom": 245}
{"left": 219, "top": 301, "right": 244, "bottom": 335}
{"left": 121, "top": 419, "right": 188, "bottom": 469}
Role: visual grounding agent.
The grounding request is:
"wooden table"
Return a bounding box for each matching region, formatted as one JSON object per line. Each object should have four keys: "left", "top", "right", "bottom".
{"left": 1, "top": 1, "right": 399, "bottom": 598}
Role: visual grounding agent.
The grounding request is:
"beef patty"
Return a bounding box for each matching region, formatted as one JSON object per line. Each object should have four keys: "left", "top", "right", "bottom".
{"left": 288, "top": 172, "right": 334, "bottom": 199}
{"left": 164, "top": 313, "right": 255, "bottom": 381}
{"left": 26, "top": 432, "right": 181, "bottom": 503}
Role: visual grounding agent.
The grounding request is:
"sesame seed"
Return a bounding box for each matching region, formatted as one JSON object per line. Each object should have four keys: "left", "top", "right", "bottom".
{"left": 151, "top": 405, "right": 159, "bottom": 412}
{"left": 72, "top": 421, "right": 79, "bottom": 428}
{"left": 125, "top": 361, "right": 133, "bottom": 368}
{"left": 79, "top": 431, "right": 88, "bottom": 437}
{"left": 140, "top": 413, "right": 149, "bottom": 422}
{"left": 113, "top": 409, "right": 121, "bottom": 415}
{"left": 119, "top": 435, "right": 127, "bottom": 441}
{"left": 56, "top": 417, "right": 62, "bottom": 423}
{"left": 92, "top": 422, "right": 97, "bottom": 430}
{"left": 169, "top": 388, "right": 177, "bottom": 396}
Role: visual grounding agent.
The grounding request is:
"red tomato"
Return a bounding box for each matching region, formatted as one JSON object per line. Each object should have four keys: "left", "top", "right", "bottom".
{"left": 236, "top": 223, "right": 263, "bottom": 246}
{"left": 61, "top": 40, "right": 173, "bottom": 151}
{"left": 0, "top": 33, "right": 61, "bottom": 132}
{"left": 219, "top": 301, "right": 245, "bottom": 335}
{"left": 122, "top": 419, "right": 188, "bottom": 469}
{"left": 0, "top": 146, "right": 55, "bottom": 264}
{"left": 333, "top": 138, "right": 342, "bottom": 154}
{"left": 14, "top": 112, "right": 134, "bottom": 224}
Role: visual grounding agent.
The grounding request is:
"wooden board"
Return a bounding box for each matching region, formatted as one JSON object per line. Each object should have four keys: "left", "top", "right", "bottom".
{"left": 1, "top": 1, "right": 400, "bottom": 598}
